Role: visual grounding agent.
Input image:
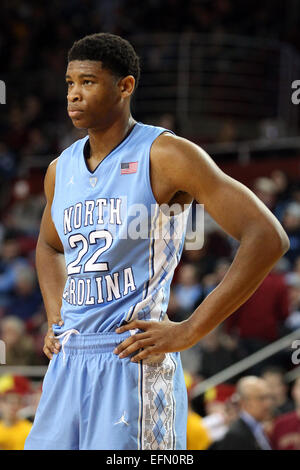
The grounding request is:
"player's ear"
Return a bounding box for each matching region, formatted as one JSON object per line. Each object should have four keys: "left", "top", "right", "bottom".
{"left": 118, "top": 75, "right": 135, "bottom": 98}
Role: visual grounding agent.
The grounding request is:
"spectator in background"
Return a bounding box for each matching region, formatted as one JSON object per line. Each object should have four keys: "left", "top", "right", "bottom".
{"left": 22, "top": 128, "right": 51, "bottom": 158}
{"left": 4, "top": 265, "right": 42, "bottom": 321}
{"left": 156, "top": 113, "right": 177, "bottom": 133}
{"left": 271, "top": 170, "right": 291, "bottom": 222}
{"left": 209, "top": 376, "right": 273, "bottom": 450}
{"left": 0, "top": 234, "right": 29, "bottom": 311}
{"left": 197, "top": 325, "right": 242, "bottom": 380}
{"left": 204, "top": 216, "right": 233, "bottom": 260}
{"left": 0, "top": 143, "right": 16, "bottom": 212}
{"left": 282, "top": 202, "right": 300, "bottom": 265}
{"left": 291, "top": 256, "right": 300, "bottom": 277}
{"left": 284, "top": 272, "right": 300, "bottom": 331}
{"left": 261, "top": 366, "right": 294, "bottom": 416}
{"left": 184, "top": 372, "right": 212, "bottom": 450}
{"left": 214, "top": 258, "right": 231, "bottom": 283}
{"left": 58, "top": 124, "right": 87, "bottom": 153}
{"left": 1, "top": 316, "right": 37, "bottom": 366}
{"left": 270, "top": 377, "right": 300, "bottom": 450}
{"left": 3, "top": 179, "right": 45, "bottom": 237}
{"left": 202, "top": 383, "right": 237, "bottom": 444}
{"left": 181, "top": 244, "right": 215, "bottom": 283}
{"left": 217, "top": 118, "right": 238, "bottom": 143}
{"left": 201, "top": 257, "right": 231, "bottom": 296}
{"left": 253, "top": 177, "right": 277, "bottom": 212}
{"left": 290, "top": 184, "right": 300, "bottom": 206}
{"left": 225, "top": 268, "right": 290, "bottom": 374}
{"left": 0, "top": 375, "right": 32, "bottom": 450}
{"left": 173, "top": 263, "right": 202, "bottom": 320}
{"left": 18, "top": 382, "right": 42, "bottom": 424}
{"left": 26, "top": 319, "right": 50, "bottom": 366}
{"left": 166, "top": 290, "right": 182, "bottom": 321}
{"left": 23, "top": 95, "right": 43, "bottom": 129}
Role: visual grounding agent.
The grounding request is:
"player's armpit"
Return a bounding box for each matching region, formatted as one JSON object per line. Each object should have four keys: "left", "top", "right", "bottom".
{"left": 38, "top": 202, "right": 64, "bottom": 254}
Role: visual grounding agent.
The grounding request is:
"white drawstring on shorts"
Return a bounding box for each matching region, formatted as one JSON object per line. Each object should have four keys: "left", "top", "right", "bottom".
{"left": 55, "top": 329, "right": 80, "bottom": 365}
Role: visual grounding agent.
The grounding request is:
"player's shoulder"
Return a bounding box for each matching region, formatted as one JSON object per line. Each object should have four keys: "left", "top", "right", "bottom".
{"left": 150, "top": 130, "right": 209, "bottom": 177}
{"left": 153, "top": 130, "right": 207, "bottom": 157}
{"left": 45, "top": 157, "right": 58, "bottom": 184}
{"left": 152, "top": 130, "right": 204, "bottom": 155}
{"left": 43, "top": 157, "right": 58, "bottom": 201}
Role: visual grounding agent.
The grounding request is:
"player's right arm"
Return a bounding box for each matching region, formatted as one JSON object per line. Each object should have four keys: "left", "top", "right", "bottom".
{"left": 36, "top": 158, "right": 66, "bottom": 359}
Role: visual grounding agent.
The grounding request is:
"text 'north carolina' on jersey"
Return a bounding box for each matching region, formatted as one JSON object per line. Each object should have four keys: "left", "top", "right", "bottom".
{"left": 51, "top": 122, "right": 191, "bottom": 333}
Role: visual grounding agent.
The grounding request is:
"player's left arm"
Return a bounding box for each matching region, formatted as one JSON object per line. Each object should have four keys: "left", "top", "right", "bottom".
{"left": 114, "top": 134, "right": 290, "bottom": 361}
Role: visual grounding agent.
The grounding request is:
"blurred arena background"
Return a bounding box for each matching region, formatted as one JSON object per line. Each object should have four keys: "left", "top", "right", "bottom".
{"left": 1, "top": 0, "right": 300, "bottom": 450}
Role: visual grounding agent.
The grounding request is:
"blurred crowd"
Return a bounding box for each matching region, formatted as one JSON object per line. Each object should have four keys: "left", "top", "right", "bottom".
{"left": 184, "top": 370, "right": 300, "bottom": 450}
{"left": 2, "top": 0, "right": 300, "bottom": 452}
{"left": 1, "top": 0, "right": 300, "bottom": 181}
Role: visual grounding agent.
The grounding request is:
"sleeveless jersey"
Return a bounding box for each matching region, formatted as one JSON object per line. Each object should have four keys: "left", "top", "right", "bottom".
{"left": 51, "top": 122, "right": 192, "bottom": 333}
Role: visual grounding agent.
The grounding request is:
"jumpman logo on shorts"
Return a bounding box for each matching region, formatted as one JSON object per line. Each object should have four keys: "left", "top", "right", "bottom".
{"left": 114, "top": 411, "right": 129, "bottom": 426}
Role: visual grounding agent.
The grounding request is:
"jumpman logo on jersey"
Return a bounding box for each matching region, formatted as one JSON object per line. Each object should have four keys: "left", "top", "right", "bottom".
{"left": 67, "top": 176, "right": 74, "bottom": 185}
{"left": 114, "top": 411, "right": 129, "bottom": 426}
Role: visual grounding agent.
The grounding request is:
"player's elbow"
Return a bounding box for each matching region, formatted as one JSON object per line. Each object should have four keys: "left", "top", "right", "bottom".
{"left": 261, "top": 222, "right": 290, "bottom": 260}
{"left": 278, "top": 229, "right": 290, "bottom": 255}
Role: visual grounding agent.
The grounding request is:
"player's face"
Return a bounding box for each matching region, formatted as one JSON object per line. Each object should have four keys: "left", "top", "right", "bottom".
{"left": 66, "top": 60, "right": 122, "bottom": 130}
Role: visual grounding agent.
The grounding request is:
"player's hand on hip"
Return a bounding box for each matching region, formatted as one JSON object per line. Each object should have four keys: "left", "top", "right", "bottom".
{"left": 114, "top": 317, "right": 196, "bottom": 362}
{"left": 43, "top": 325, "right": 62, "bottom": 360}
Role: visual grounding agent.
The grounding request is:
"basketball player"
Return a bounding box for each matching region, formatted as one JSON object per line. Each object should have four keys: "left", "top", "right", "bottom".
{"left": 25, "top": 33, "right": 289, "bottom": 450}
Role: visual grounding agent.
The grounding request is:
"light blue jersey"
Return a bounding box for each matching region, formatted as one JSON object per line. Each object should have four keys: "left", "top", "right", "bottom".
{"left": 51, "top": 122, "right": 191, "bottom": 334}
{"left": 25, "top": 122, "right": 190, "bottom": 450}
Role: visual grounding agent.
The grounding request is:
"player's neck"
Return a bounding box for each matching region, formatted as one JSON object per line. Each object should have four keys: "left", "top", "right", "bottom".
{"left": 87, "top": 113, "right": 136, "bottom": 163}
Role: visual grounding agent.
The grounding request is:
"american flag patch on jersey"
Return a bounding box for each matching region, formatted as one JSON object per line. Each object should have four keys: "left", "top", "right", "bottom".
{"left": 120, "top": 161, "right": 138, "bottom": 174}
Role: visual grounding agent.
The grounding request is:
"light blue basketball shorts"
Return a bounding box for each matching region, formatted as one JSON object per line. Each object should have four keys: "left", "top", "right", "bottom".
{"left": 24, "top": 330, "right": 188, "bottom": 450}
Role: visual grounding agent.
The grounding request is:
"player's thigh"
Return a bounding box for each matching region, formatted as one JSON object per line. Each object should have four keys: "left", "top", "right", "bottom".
{"left": 79, "top": 353, "right": 140, "bottom": 450}
{"left": 80, "top": 352, "right": 187, "bottom": 450}
{"left": 25, "top": 354, "right": 80, "bottom": 450}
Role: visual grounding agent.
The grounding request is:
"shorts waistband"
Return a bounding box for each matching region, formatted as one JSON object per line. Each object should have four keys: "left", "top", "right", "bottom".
{"left": 55, "top": 330, "right": 132, "bottom": 354}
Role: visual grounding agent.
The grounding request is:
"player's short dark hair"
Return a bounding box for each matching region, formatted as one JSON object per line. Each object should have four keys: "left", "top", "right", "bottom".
{"left": 68, "top": 33, "right": 140, "bottom": 90}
